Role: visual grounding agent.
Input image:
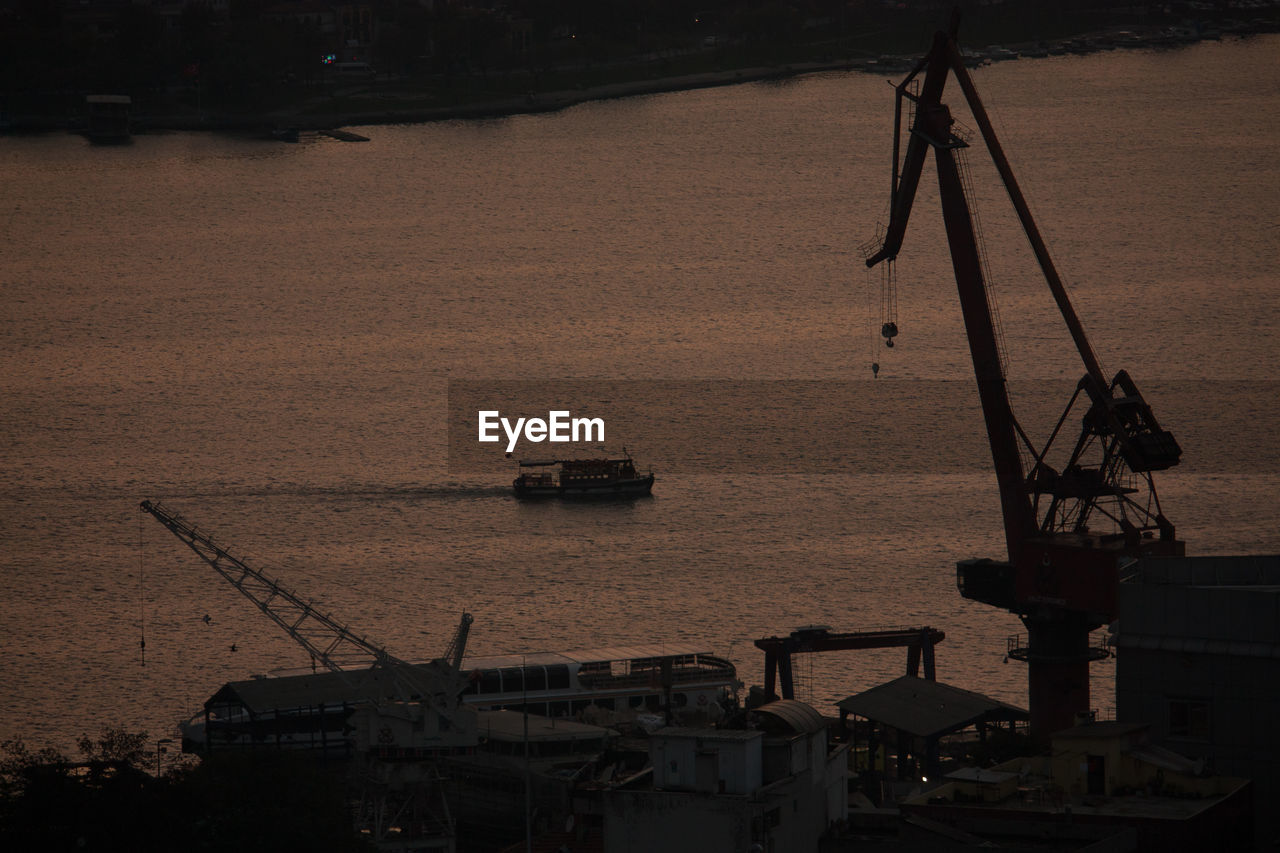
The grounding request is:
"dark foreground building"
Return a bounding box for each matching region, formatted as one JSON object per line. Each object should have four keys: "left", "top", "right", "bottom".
{"left": 1115, "top": 554, "right": 1280, "bottom": 852}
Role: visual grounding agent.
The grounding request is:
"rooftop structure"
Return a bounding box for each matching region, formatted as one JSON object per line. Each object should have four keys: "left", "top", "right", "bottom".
{"left": 895, "top": 720, "right": 1252, "bottom": 852}
{"left": 837, "top": 675, "right": 1029, "bottom": 791}
{"left": 601, "top": 699, "right": 849, "bottom": 853}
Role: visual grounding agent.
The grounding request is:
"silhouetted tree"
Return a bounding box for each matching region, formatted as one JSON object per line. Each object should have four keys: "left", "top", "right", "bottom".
{"left": 0, "top": 730, "right": 373, "bottom": 853}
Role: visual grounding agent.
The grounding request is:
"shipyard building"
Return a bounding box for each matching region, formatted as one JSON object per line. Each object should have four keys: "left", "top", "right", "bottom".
{"left": 1115, "top": 554, "right": 1280, "bottom": 851}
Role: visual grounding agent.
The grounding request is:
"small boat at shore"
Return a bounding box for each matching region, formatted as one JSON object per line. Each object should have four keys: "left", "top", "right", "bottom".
{"left": 513, "top": 452, "right": 654, "bottom": 498}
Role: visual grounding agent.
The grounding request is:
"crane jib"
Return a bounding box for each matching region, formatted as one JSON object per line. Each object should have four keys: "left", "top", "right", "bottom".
{"left": 137, "top": 499, "right": 474, "bottom": 705}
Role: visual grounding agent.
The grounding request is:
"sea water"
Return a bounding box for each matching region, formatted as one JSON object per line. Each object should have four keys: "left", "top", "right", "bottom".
{"left": 1, "top": 35, "right": 1278, "bottom": 753}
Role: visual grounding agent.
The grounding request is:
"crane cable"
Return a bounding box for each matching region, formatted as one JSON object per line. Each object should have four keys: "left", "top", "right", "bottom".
{"left": 138, "top": 509, "right": 146, "bottom": 667}
{"left": 865, "top": 265, "right": 879, "bottom": 377}
{"left": 861, "top": 215, "right": 895, "bottom": 378}
{"left": 953, "top": 137, "right": 1010, "bottom": 379}
{"left": 881, "top": 259, "right": 899, "bottom": 350}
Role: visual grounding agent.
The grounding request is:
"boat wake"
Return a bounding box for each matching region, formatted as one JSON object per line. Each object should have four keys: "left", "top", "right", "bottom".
{"left": 150, "top": 483, "right": 514, "bottom": 501}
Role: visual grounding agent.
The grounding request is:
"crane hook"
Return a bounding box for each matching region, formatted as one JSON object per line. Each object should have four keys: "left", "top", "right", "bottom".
{"left": 881, "top": 322, "right": 898, "bottom": 348}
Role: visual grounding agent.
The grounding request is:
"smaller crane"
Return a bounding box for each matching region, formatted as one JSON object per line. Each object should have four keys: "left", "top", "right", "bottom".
{"left": 139, "top": 499, "right": 471, "bottom": 711}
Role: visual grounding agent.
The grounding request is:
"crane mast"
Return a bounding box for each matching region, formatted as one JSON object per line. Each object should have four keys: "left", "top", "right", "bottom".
{"left": 863, "top": 15, "right": 1184, "bottom": 740}
{"left": 139, "top": 499, "right": 471, "bottom": 708}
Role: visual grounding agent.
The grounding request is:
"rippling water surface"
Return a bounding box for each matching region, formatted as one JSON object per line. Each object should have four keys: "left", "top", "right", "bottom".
{"left": 2, "top": 36, "right": 1278, "bottom": 752}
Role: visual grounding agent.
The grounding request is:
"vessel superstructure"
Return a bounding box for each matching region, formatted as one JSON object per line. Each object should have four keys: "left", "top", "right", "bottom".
{"left": 513, "top": 454, "right": 654, "bottom": 498}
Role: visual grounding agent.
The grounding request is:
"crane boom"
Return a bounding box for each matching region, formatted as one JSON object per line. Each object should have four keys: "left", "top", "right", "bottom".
{"left": 140, "top": 499, "right": 394, "bottom": 673}
{"left": 139, "top": 499, "right": 471, "bottom": 706}
{"left": 867, "top": 21, "right": 1107, "bottom": 391}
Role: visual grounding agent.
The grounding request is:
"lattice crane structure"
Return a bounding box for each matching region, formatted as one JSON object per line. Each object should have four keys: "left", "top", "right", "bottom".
{"left": 862, "top": 13, "right": 1184, "bottom": 741}
{"left": 139, "top": 499, "right": 472, "bottom": 711}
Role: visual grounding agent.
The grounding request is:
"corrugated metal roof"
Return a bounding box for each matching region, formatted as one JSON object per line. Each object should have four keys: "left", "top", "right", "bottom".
{"left": 753, "top": 699, "right": 826, "bottom": 734}
{"left": 836, "top": 676, "right": 1026, "bottom": 738}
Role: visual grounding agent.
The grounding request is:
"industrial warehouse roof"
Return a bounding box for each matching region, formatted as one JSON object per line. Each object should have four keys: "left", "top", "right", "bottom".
{"left": 836, "top": 676, "right": 1027, "bottom": 739}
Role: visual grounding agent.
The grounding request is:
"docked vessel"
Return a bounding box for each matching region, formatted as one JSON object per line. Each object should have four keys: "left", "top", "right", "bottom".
{"left": 513, "top": 453, "right": 654, "bottom": 498}
{"left": 179, "top": 644, "right": 737, "bottom": 755}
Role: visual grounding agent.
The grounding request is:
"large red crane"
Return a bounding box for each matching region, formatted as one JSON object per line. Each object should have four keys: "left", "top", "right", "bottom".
{"left": 863, "top": 14, "right": 1184, "bottom": 741}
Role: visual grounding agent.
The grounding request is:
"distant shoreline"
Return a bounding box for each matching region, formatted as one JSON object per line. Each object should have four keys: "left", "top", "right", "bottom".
{"left": 9, "top": 20, "right": 1277, "bottom": 137}
{"left": 173, "top": 27, "right": 1279, "bottom": 135}
{"left": 189, "top": 60, "right": 866, "bottom": 134}
{"left": 4, "top": 58, "right": 874, "bottom": 136}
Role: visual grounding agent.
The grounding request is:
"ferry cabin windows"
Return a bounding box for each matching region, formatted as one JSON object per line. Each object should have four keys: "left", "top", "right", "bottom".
{"left": 464, "top": 664, "right": 570, "bottom": 695}
{"left": 474, "top": 670, "right": 501, "bottom": 694}
{"left": 499, "top": 667, "right": 523, "bottom": 693}
{"left": 491, "top": 698, "right": 602, "bottom": 717}
{"left": 625, "top": 694, "right": 662, "bottom": 712}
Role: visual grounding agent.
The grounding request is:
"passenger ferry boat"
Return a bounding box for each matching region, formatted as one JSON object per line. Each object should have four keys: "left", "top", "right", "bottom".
{"left": 513, "top": 453, "right": 654, "bottom": 498}
{"left": 179, "top": 644, "right": 737, "bottom": 755}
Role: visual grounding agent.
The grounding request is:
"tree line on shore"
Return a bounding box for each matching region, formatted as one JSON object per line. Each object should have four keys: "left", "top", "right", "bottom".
{"left": 0, "top": 728, "right": 372, "bottom": 851}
